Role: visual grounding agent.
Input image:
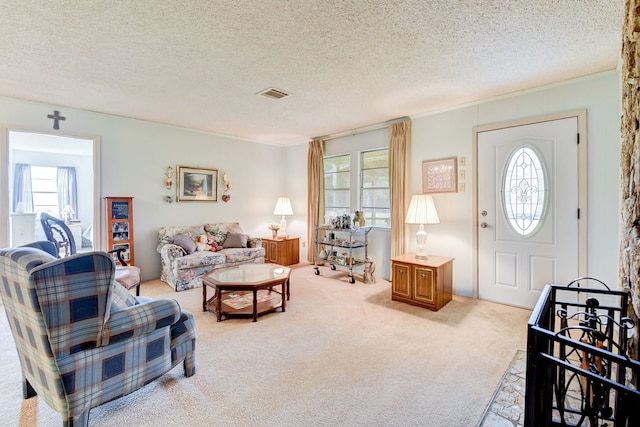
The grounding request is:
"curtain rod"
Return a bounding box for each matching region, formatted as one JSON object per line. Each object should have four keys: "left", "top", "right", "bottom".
{"left": 313, "top": 116, "right": 410, "bottom": 142}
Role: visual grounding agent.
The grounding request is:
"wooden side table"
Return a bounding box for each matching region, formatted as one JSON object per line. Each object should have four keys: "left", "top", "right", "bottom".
{"left": 390, "top": 253, "right": 454, "bottom": 311}
{"left": 261, "top": 236, "right": 300, "bottom": 266}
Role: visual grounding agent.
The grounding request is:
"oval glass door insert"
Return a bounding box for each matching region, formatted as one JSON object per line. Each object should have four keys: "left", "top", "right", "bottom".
{"left": 502, "top": 145, "right": 547, "bottom": 237}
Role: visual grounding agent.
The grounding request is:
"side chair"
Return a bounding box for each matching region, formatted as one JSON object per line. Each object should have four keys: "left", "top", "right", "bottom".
{"left": 0, "top": 242, "right": 196, "bottom": 427}
{"left": 40, "top": 212, "right": 142, "bottom": 295}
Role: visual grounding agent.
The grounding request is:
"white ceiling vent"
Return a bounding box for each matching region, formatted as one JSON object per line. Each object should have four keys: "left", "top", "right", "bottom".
{"left": 258, "top": 87, "right": 291, "bottom": 100}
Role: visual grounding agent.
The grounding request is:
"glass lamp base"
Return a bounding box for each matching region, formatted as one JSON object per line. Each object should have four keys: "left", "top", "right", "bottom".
{"left": 415, "top": 225, "right": 428, "bottom": 259}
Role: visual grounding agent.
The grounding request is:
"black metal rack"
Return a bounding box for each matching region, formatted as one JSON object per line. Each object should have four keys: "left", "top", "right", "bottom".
{"left": 526, "top": 278, "right": 640, "bottom": 426}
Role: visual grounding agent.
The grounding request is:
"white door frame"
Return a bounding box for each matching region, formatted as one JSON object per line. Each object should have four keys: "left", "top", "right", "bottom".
{"left": 0, "top": 125, "right": 102, "bottom": 249}
{"left": 472, "top": 110, "right": 588, "bottom": 299}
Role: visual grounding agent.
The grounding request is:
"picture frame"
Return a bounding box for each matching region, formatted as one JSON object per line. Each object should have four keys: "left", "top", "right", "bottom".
{"left": 422, "top": 157, "right": 457, "bottom": 193}
{"left": 177, "top": 166, "right": 218, "bottom": 202}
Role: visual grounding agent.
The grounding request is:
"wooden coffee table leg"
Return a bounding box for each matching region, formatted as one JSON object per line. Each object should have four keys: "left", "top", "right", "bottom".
{"left": 202, "top": 285, "right": 207, "bottom": 312}
{"left": 252, "top": 290, "right": 258, "bottom": 322}
{"left": 216, "top": 287, "right": 222, "bottom": 322}
{"left": 281, "top": 281, "right": 286, "bottom": 312}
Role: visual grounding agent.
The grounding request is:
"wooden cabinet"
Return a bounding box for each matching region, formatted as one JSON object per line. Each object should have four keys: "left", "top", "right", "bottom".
{"left": 261, "top": 237, "right": 299, "bottom": 266}
{"left": 390, "top": 253, "right": 453, "bottom": 311}
{"left": 105, "top": 197, "right": 134, "bottom": 265}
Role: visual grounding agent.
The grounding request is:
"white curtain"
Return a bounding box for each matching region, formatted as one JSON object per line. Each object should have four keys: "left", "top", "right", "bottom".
{"left": 57, "top": 167, "right": 78, "bottom": 218}
{"left": 12, "top": 163, "right": 33, "bottom": 212}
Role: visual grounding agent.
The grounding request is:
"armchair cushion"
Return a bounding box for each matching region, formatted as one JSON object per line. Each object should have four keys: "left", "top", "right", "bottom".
{"left": 101, "top": 298, "right": 181, "bottom": 345}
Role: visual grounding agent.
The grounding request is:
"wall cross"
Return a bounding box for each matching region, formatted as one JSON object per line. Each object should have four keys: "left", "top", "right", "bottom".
{"left": 47, "top": 110, "right": 66, "bottom": 130}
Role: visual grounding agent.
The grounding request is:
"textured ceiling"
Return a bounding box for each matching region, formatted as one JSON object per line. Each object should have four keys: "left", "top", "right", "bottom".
{"left": 0, "top": 1, "right": 625, "bottom": 145}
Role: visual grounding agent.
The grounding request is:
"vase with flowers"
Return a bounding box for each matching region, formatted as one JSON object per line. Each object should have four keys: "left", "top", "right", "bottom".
{"left": 268, "top": 223, "right": 281, "bottom": 239}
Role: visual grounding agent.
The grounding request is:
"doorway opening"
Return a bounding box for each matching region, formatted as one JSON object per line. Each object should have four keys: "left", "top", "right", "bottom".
{"left": 3, "top": 129, "right": 101, "bottom": 251}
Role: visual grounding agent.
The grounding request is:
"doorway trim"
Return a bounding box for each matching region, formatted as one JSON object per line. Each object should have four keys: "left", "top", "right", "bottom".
{"left": 1, "top": 125, "right": 101, "bottom": 249}
{"left": 471, "top": 110, "right": 588, "bottom": 299}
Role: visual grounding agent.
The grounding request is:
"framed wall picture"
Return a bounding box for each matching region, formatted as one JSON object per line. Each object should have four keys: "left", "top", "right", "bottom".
{"left": 422, "top": 157, "right": 457, "bottom": 193}
{"left": 177, "top": 166, "right": 218, "bottom": 202}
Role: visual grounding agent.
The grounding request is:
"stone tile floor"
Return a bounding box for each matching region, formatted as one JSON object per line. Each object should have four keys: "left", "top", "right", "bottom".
{"left": 478, "top": 350, "right": 526, "bottom": 427}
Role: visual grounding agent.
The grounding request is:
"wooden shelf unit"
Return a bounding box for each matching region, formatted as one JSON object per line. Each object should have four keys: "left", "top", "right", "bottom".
{"left": 105, "top": 197, "right": 134, "bottom": 265}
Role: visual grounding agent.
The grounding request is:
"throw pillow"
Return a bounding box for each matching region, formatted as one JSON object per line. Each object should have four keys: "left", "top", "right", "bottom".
{"left": 171, "top": 233, "right": 197, "bottom": 254}
{"left": 223, "top": 233, "right": 248, "bottom": 248}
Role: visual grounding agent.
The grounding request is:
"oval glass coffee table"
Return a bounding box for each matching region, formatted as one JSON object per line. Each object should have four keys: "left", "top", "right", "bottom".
{"left": 202, "top": 263, "right": 291, "bottom": 322}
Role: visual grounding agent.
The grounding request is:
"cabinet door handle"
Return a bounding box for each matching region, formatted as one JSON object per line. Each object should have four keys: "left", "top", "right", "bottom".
{"left": 396, "top": 270, "right": 404, "bottom": 275}
{"left": 420, "top": 273, "right": 427, "bottom": 279}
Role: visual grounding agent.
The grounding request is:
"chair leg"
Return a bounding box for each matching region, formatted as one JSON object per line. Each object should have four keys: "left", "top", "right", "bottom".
{"left": 22, "top": 377, "right": 37, "bottom": 399}
{"left": 135, "top": 282, "right": 140, "bottom": 296}
{"left": 64, "top": 410, "right": 90, "bottom": 427}
{"left": 184, "top": 352, "right": 196, "bottom": 377}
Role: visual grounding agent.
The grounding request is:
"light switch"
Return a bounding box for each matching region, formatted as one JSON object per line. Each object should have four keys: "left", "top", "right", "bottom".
{"left": 459, "top": 156, "right": 466, "bottom": 167}
{"left": 459, "top": 183, "right": 465, "bottom": 192}
{"left": 459, "top": 170, "right": 465, "bottom": 180}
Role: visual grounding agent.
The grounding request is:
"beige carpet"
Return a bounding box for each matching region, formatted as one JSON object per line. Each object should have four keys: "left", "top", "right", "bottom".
{"left": 0, "top": 264, "right": 530, "bottom": 427}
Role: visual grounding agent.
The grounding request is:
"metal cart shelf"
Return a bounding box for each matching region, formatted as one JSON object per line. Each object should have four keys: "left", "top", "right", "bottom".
{"left": 313, "top": 226, "right": 371, "bottom": 283}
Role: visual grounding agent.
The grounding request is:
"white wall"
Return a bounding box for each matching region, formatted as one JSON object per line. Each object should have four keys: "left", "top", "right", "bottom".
{"left": 409, "top": 71, "right": 620, "bottom": 296}
{"left": 1, "top": 96, "right": 287, "bottom": 281}
{"left": 281, "top": 141, "right": 309, "bottom": 257}
{"left": 285, "top": 70, "right": 621, "bottom": 297}
{"left": 1, "top": 70, "right": 621, "bottom": 293}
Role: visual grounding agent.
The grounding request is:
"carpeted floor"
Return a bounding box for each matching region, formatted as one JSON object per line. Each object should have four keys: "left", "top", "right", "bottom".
{"left": 0, "top": 264, "right": 531, "bottom": 426}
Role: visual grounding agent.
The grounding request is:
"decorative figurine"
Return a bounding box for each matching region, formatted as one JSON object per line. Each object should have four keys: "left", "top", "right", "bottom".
{"left": 166, "top": 166, "right": 174, "bottom": 189}
{"left": 222, "top": 171, "right": 231, "bottom": 202}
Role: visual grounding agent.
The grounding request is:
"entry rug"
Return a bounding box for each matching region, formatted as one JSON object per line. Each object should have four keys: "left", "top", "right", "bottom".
{"left": 223, "top": 291, "right": 278, "bottom": 310}
{"left": 478, "top": 350, "right": 526, "bottom": 427}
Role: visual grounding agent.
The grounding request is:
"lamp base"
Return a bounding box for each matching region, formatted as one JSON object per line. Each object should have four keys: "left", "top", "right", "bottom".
{"left": 415, "top": 225, "right": 428, "bottom": 260}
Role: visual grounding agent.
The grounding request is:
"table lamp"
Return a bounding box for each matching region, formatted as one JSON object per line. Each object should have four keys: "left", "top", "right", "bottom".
{"left": 273, "top": 197, "right": 293, "bottom": 236}
{"left": 405, "top": 194, "right": 440, "bottom": 259}
{"left": 61, "top": 204, "right": 75, "bottom": 224}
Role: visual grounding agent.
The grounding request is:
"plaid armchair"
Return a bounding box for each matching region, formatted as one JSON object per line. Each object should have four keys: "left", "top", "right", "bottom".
{"left": 0, "top": 242, "right": 196, "bottom": 427}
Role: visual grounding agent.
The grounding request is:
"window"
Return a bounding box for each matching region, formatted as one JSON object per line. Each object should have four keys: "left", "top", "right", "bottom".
{"left": 30, "top": 166, "right": 58, "bottom": 214}
{"left": 502, "top": 145, "right": 547, "bottom": 237}
{"left": 324, "top": 154, "right": 350, "bottom": 220}
{"left": 324, "top": 148, "right": 390, "bottom": 228}
{"left": 360, "top": 149, "right": 389, "bottom": 227}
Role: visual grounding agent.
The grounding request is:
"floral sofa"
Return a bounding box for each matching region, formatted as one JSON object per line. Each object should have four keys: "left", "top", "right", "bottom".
{"left": 157, "top": 222, "right": 265, "bottom": 291}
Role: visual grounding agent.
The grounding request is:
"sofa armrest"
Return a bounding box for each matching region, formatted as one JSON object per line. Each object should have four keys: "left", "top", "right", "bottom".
{"left": 159, "top": 243, "right": 186, "bottom": 258}
{"left": 100, "top": 298, "right": 181, "bottom": 346}
{"left": 248, "top": 237, "right": 262, "bottom": 248}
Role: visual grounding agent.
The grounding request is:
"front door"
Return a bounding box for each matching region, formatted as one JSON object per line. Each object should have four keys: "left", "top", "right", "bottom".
{"left": 476, "top": 116, "right": 584, "bottom": 309}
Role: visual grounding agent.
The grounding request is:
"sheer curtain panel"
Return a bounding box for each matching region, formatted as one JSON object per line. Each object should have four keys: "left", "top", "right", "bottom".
{"left": 57, "top": 167, "right": 78, "bottom": 219}
{"left": 307, "top": 140, "right": 325, "bottom": 262}
{"left": 389, "top": 120, "right": 411, "bottom": 257}
{"left": 12, "top": 163, "right": 33, "bottom": 212}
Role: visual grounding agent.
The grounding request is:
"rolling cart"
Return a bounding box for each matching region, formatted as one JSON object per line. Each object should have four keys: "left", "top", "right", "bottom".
{"left": 314, "top": 225, "right": 371, "bottom": 283}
